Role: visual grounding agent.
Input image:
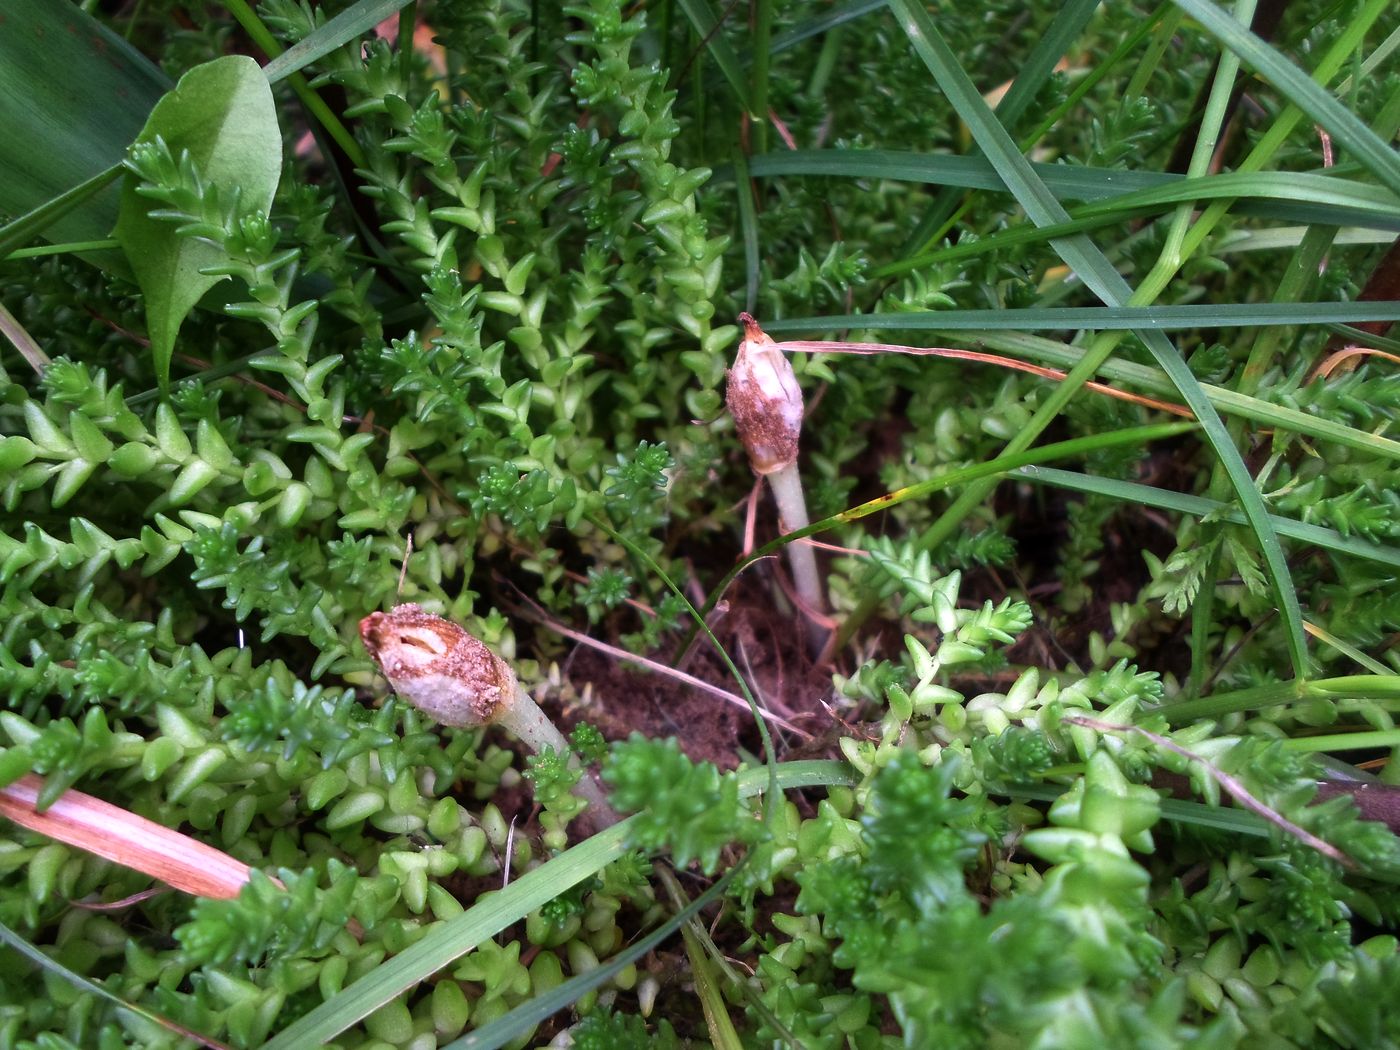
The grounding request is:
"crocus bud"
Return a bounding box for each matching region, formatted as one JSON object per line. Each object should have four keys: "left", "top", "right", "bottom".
{"left": 726, "top": 313, "right": 803, "bottom": 475}
{"left": 360, "top": 604, "right": 515, "bottom": 728}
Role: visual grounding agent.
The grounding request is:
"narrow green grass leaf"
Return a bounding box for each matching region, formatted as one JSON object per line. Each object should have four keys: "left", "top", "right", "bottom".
{"left": 1013, "top": 466, "right": 1400, "bottom": 570}
{"left": 1327, "top": 324, "right": 1400, "bottom": 356}
{"left": 115, "top": 56, "right": 282, "bottom": 389}
{"left": 740, "top": 150, "right": 1400, "bottom": 231}
{"left": 1158, "top": 675, "right": 1400, "bottom": 724}
{"left": 1171, "top": 0, "right": 1400, "bottom": 199}
{"left": 764, "top": 301, "right": 1400, "bottom": 333}
{"left": 675, "top": 0, "right": 751, "bottom": 110}
{"left": 992, "top": 0, "right": 1103, "bottom": 134}
{"left": 734, "top": 153, "right": 760, "bottom": 312}
{"left": 1003, "top": 784, "right": 1274, "bottom": 838}
{"left": 887, "top": 0, "right": 1310, "bottom": 677}
{"left": 262, "top": 818, "right": 635, "bottom": 1050}
{"left": 765, "top": 0, "right": 886, "bottom": 56}
{"left": 661, "top": 868, "right": 802, "bottom": 1046}
{"left": 0, "top": 164, "right": 122, "bottom": 262}
{"left": 1280, "top": 729, "right": 1400, "bottom": 753}
{"left": 261, "top": 762, "right": 854, "bottom": 1049}
{"left": 1302, "top": 622, "right": 1392, "bottom": 676}
{"left": 1221, "top": 227, "right": 1394, "bottom": 254}
{"left": 958, "top": 328, "right": 1400, "bottom": 463}
{"left": 896, "top": 0, "right": 1103, "bottom": 259}
{"left": 1074, "top": 170, "right": 1400, "bottom": 223}
{"left": 749, "top": 0, "right": 775, "bottom": 153}
{"left": 677, "top": 907, "right": 746, "bottom": 1050}
{"left": 0, "top": 920, "right": 223, "bottom": 1047}
{"left": 261, "top": 0, "right": 416, "bottom": 83}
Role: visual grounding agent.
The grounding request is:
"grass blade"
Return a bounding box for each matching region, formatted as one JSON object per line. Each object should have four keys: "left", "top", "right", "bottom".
{"left": 0, "top": 0, "right": 169, "bottom": 267}
{"left": 897, "top": 0, "right": 1102, "bottom": 257}
{"left": 734, "top": 152, "right": 760, "bottom": 312}
{"left": 261, "top": 819, "right": 635, "bottom": 1050}
{"left": 741, "top": 150, "right": 1400, "bottom": 231}
{"left": 444, "top": 864, "right": 743, "bottom": 1050}
{"left": 0, "top": 920, "right": 227, "bottom": 1048}
{"left": 675, "top": 0, "right": 751, "bottom": 110}
{"left": 1171, "top": 0, "right": 1400, "bottom": 199}
{"left": 261, "top": 762, "right": 854, "bottom": 1049}
{"left": 957, "top": 328, "right": 1400, "bottom": 463}
{"left": 766, "top": 0, "right": 886, "bottom": 56}
{"left": 887, "top": 0, "right": 1310, "bottom": 677}
{"left": 0, "top": 164, "right": 123, "bottom": 262}
{"left": 261, "top": 0, "right": 416, "bottom": 83}
{"left": 764, "top": 301, "right": 1400, "bottom": 333}
{"left": 991, "top": 0, "right": 1102, "bottom": 135}
{"left": 1014, "top": 466, "right": 1400, "bottom": 570}
{"left": 688, "top": 422, "right": 1197, "bottom": 638}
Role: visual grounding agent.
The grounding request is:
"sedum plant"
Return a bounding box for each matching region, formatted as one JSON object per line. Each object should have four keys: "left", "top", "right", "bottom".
{"left": 3, "top": 0, "right": 1400, "bottom": 1047}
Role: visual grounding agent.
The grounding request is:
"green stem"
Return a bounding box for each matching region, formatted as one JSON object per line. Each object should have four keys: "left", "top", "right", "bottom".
{"left": 223, "top": 0, "right": 366, "bottom": 167}
{"left": 1280, "top": 730, "right": 1400, "bottom": 754}
{"left": 749, "top": 0, "right": 773, "bottom": 153}
{"left": 1156, "top": 675, "right": 1400, "bottom": 724}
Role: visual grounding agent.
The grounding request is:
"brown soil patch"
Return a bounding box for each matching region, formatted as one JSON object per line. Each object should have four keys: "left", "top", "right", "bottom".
{"left": 552, "top": 578, "right": 841, "bottom": 770}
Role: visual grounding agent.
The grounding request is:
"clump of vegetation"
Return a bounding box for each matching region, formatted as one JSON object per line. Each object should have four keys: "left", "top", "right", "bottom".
{"left": 3, "top": 0, "right": 1400, "bottom": 1047}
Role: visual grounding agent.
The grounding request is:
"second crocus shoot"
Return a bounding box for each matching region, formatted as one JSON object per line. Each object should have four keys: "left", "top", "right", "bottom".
{"left": 726, "top": 313, "right": 826, "bottom": 654}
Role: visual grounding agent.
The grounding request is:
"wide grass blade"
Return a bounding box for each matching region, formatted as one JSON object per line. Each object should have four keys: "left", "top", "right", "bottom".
{"left": 0, "top": 0, "right": 168, "bottom": 264}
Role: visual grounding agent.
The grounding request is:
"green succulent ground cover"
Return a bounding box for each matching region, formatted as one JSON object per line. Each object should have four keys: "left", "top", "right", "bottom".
{"left": 4, "top": 0, "right": 1400, "bottom": 1046}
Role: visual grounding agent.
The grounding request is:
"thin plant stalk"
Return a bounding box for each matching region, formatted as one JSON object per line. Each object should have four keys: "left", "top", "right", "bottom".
{"left": 766, "top": 464, "right": 823, "bottom": 621}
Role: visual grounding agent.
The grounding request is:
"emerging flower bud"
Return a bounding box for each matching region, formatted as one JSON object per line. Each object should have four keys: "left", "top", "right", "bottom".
{"left": 360, "top": 604, "right": 515, "bottom": 728}
{"left": 726, "top": 313, "right": 803, "bottom": 475}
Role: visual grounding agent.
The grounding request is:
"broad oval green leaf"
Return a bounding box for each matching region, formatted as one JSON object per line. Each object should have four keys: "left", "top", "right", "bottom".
{"left": 115, "top": 55, "right": 281, "bottom": 388}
